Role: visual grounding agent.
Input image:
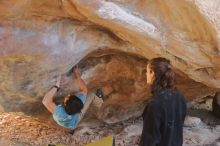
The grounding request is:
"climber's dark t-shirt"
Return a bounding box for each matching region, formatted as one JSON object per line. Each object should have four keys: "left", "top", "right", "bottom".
{"left": 139, "top": 89, "right": 187, "bottom": 146}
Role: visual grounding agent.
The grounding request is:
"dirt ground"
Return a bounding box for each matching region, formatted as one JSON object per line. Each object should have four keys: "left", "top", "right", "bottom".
{"left": 1, "top": 101, "right": 220, "bottom": 146}
{"left": 0, "top": 96, "right": 220, "bottom": 146}
{"left": 0, "top": 112, "right": 141, "bottom": 146}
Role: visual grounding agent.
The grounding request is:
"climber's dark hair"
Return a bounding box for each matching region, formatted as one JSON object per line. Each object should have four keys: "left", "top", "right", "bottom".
{"left": 64, "top": 94, "right": 83, "bottom": 115}
{"left": 148, "top": 57, "right": 175, "bottom": 94}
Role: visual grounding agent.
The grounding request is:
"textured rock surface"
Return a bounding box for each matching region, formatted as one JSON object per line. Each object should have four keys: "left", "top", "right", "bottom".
{"left": 213, "top": 92, "right": 220, "bottom": 118}
{"left": 0, "top": 0, "right": 220, "bottom": 123}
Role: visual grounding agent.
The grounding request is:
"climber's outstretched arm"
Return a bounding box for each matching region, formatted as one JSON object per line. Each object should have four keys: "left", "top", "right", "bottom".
{"left": 42, "top": 75, "right": 61, "bottom": 113}
{"left": 73, "top": 66, "right": 88, "bottom": 95}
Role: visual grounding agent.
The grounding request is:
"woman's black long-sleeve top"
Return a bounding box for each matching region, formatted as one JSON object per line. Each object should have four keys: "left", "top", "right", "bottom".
{"left": 139, "top": 89, "right": 187, "bottom": 146}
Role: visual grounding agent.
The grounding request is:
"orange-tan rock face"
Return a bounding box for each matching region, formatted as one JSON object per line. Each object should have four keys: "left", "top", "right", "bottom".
{"left": 0, "top": 0, "right": 219, "bottom": 123}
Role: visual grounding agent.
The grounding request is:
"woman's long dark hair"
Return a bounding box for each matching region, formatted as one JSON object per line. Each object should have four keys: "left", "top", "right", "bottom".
{"left": 148, "top": 57, "right": 175, "bottom": 94}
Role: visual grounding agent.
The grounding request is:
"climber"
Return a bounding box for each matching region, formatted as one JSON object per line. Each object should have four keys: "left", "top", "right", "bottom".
{"left": 139, "top": 57, "right": 187, "bottom": 146}
{"left": 42, "top": 66, "right": 89, "bottom": 130}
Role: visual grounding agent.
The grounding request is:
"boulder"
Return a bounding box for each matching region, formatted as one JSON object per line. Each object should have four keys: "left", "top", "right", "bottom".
{"left": 184, "top": 116, "right": 202, "bottom": 127}
{"left": 0, "top": 0, "right": 220, "bottom": 123}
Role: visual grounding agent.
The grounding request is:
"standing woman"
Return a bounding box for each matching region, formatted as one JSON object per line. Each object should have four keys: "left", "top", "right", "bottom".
{"left": 139, "top": 57, "right": 187, "bottom": 146}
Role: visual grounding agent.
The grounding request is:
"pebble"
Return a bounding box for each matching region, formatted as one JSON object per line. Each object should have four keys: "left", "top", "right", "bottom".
{"left": 215, "top": 125, "right": 220, "bottom": 132}
{"left": 184, "top": 116, "right": 202, "bottom": 127}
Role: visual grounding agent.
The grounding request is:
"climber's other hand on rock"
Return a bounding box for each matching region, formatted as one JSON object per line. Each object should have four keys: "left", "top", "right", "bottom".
{"left": 73, "top": 66, "right": 81, "bottom": 78}
{"left": 60, "top": 74, "right": 70, "bottom": 88}
{"left": 55, "top": 75, "right": 62, "bottom": 88}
